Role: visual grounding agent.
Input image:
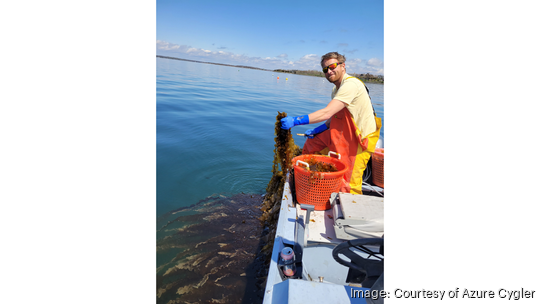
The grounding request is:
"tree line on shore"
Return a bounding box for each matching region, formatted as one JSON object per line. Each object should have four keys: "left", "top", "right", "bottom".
{"left": 273, "top": 69, "right": 383, "bottom": 84}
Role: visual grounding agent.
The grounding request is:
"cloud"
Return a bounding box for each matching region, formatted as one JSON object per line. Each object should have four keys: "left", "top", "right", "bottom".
{"left": 337, "top": 43, "right": 349, "bottom": 48}
{"left": 156, "top": 40, "right": 184, "bottom": 51}
{"left": 157, "top": 40, "right": 283, "bottom": 69}
{"left": 366, "top": 58, "right": 383, "bottom": 68}
{"left": 156, "top": 40, "right": 383, "bottom": 75}
{"left": 293, "top": 54, "right": 321, "bottom": 69}
{"left": 342, "top": 57, "right": 384, "bottom": 75}
{"left": 343, "top": 58, "right": 362, "bottom": 73}
{"left": 298, "top": 54, "right": 319, "bottom": 61}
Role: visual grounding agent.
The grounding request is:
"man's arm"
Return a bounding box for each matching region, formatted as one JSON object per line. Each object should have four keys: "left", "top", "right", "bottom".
{"left": 308, "top": 99, "right": 347, "bottom": 124}
{"left": 280, "top": 99, "right": 346, "bottom": 130}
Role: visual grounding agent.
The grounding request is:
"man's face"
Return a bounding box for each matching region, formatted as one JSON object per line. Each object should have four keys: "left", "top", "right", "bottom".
{"left": 322, "top": 59, "right": 345, "bottom": 84}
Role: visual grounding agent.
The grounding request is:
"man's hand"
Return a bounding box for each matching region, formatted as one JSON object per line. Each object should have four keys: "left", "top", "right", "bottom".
{"left": 280, "top": 115, "right": 309, "bottom": 130}
{"left": 305, "top": 123, "right": 328, "bottom": 138}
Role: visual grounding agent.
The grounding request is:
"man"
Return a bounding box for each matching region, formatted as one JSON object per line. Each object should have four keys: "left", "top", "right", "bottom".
{"left": 280, "top": 52, "right": 381, "bottom": 194}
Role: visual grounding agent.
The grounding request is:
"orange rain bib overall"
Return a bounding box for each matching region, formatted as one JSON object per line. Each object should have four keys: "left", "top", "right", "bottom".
{"left": 302, "top": 108, "right": 382, "bottom": 194}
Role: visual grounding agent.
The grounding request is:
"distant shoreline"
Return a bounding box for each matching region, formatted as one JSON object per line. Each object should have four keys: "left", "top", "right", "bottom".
{"left": 156, "top": 55, "right": 270, "bottom": 71}
{"left": 156, "top": 55, "right": 383, "bottom": 84}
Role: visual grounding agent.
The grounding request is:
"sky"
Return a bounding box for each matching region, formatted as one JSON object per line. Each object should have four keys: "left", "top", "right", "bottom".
{"left": 156, "top": 0, "right": 384, "bottom": 75}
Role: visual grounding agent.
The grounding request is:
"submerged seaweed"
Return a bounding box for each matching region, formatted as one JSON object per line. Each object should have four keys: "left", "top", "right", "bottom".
{"left": 156, "top": 112, "right": 301, "bottom": 304}
{"left": 156, "top": 193, "right": 266, "bottom": 304}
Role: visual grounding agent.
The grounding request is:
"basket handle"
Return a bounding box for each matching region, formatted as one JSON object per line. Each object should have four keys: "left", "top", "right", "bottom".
{"left": 328, "top": 151, "right": 341, "bottom": 160}
{"left": 295, "top": 160, "right": 310, "bottom": 170}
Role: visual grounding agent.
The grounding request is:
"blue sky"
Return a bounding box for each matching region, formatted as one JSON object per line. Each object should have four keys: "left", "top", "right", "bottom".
{"left": 157, "top": 0, "right": 384, "bottom": 75}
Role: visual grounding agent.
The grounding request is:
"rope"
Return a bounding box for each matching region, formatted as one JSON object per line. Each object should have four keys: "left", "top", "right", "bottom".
{"left": 362, "top": 181, "right": 384, "bottom": 197}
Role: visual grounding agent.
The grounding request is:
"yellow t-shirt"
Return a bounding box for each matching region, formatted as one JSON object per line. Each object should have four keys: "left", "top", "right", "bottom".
{"left": 331, "top": 73, "right": 376, "bottom": 138}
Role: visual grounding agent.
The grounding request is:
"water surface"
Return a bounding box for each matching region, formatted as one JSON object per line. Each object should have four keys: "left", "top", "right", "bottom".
{"left": 157, "top": 57, "right": 384, "bottom": 216}
{"left": 156, "top": 57, "right": 384, "bottom": 303}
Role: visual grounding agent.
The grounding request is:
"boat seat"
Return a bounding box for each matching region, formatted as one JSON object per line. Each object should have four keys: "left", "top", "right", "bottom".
{"left": 296, "top": 192, "right": 383, "bottom": 245}
{"left": 332, "top": 193, "right": 384, "bottom": 240}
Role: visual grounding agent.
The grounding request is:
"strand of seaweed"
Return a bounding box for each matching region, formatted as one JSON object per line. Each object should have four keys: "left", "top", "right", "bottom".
{"left": 257, "top": 112, "right": 301, "bottom": 283}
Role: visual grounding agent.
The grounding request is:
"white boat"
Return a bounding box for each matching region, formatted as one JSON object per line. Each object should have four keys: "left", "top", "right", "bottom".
{"left": 262, "top": 172, "right": 385, "bottom": 304}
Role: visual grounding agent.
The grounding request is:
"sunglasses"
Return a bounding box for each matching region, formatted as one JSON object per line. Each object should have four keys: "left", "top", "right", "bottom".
{"left": 322, "top": 62, "right": 342, "bottom": 73}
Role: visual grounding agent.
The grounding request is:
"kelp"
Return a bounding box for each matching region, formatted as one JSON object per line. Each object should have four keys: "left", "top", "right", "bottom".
{"left": 304, "top": 156, "right": 338, "bottom": 172}
{"left": 156, "top": 112, "right": 302, "bottom": 303}
{"left": 156, "top": 193, "right": 266, "bottom": 304}
{"left": 258, "top": 112, "right": 301, "bottom": 263}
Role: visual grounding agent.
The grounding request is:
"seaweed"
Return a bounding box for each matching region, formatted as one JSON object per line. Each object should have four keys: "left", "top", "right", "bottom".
{"left": 304, "top": 156, "right": 338, "bottom": 173}
{"left": 258, "top": 112, "right": 301, "bottom": 267}
{"left": 155, "top": 112, "right": 303, "bottom": 304}
{"left": 156, "top": 193, "right": 266, "bottom": 304}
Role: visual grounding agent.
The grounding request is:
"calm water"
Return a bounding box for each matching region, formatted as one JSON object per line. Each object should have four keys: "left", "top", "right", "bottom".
{"left": 156, "top": 57, "right": 384, "bottom": 217}
{"left": 156, "top": 57, "right": 384, "bottom": 303}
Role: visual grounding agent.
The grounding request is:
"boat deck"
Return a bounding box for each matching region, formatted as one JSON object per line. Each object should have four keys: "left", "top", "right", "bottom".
{"left": 263, "top": 176, "right": 384, "bottom": 304}
{"left": 297, "top": 204, "right": 341, "bottom": 244}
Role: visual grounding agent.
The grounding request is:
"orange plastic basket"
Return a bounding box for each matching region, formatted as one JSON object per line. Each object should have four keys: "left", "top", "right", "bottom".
{"left": 292, "top": 153, "right": 348, "bottom": 210}
{"left": 372, "top": 148, "right": 384, "bottom": 188}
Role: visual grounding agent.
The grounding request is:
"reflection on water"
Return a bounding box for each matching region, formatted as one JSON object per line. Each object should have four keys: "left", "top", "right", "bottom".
{"left": 156, "top": 193, "right": 267, "bottom": 304}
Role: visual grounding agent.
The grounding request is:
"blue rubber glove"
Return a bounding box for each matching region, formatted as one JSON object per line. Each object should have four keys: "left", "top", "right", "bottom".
{"left": 280, "top": 115, "right": 309, "bottom": 130}
{"left": 305, "top": 123, "right": 328, "bottom": 138}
